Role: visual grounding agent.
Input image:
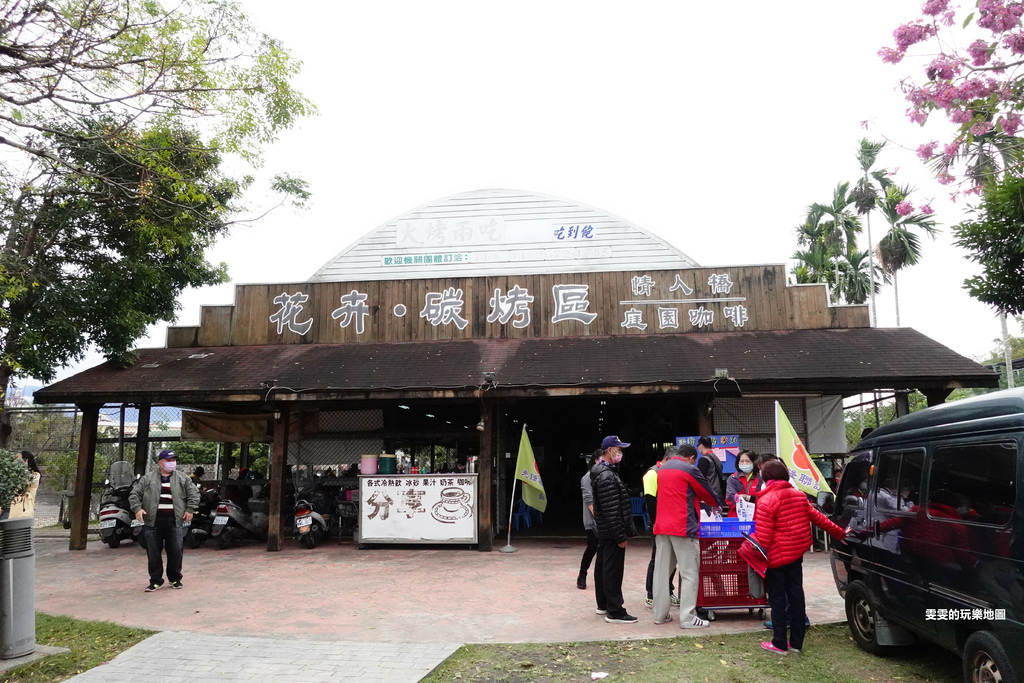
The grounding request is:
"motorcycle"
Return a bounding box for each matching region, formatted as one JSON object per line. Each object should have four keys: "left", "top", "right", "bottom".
{"left": 184, "top": 487, "right": 221, "bottom": 549}
{"left": 293, "top": 475, "right": 338, "bottom": 549}
{"left": 97, "top": 461, "right": 144, "bottom": 549}
{"left": 211, "top": 481, "right": 269, "bottom": 549}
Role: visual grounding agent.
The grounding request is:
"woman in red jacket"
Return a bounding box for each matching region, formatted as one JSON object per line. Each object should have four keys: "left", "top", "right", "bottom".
{"left": 753, "top": 460, "right": 847, "bottom": 655}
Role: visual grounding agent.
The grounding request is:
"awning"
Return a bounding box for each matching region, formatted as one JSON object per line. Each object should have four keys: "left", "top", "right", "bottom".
{"left": 34, "top": 327, "right": 997, "bottom": 406}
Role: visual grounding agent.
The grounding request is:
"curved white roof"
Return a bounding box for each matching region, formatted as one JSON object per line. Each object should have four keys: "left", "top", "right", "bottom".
{"left": 311, "top": 189, "right": 699, "bottom": 281}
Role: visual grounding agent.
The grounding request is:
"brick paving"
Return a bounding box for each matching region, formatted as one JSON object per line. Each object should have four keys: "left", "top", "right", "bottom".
{"left": 64, "top": 632, "right": 460, "bottom": 683}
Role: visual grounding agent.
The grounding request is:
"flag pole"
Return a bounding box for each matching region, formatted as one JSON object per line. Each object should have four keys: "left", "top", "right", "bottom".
{"left": 500, "top": 478, "right": 518, "bottom": 553}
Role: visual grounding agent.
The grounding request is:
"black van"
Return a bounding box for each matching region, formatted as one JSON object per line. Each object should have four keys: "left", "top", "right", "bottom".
{"left": 829, "top": 388, "right": 1023, "bottom": 683}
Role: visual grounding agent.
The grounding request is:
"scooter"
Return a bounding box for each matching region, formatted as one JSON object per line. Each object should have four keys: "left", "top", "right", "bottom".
{"left": 184, "top": 488, "right": 220, "bottom": 549}
{"left": 293, "top": 475, "right": 337, "bottom": 549}
{"left": 211, "top": 482, "right": 269, "bottom": 549}
{"left": 97, "top": 461, "right": 144, "bottom": 549}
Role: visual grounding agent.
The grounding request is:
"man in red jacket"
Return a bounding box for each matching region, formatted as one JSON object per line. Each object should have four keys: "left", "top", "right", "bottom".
{"left": 651, "top": 444, "right": 721, "bottom": 628}
{"left": 753, "top": 460, "right": 847, "bottom": 655}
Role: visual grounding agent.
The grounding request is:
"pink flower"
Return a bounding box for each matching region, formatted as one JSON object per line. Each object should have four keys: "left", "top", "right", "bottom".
{"left": 968, "top": 39, "right": 993, "bottom": 66}
{"left": 949, "top": 109, "right": 974, "bottom": 124}
{"left": 970, "top": 120, "right": 993, "bottom": 135}
{"left": 978, "top": 0, "right": 1024, "bottom": 32}
{"left": 894, "top": 23, "right": 937, "bottom": 51}
{"left": 942, "top": 9, "right": 957, "bottom": 25}
{"left": 937, "top": 170, "right": 957, "bottom": 185}
{"left": 896, "top": 200, "right": 915, "bottom": 215}
{"left": 920, "top": 204, "right": 935, "bottom": 214}
{"left": 922, "top": 0, "right": 950, "bottom": 15}
{"left": 879, "top": 46, "right": 905, "bottom": 64}
{"left": 917, "top": 141, "right": 939, "bottom": 159}
{"left": 926, "top": 56, "right": 962, "bottom": 80}
{"left": 944, "top": 140, "right": 961, "bottom": 157}
{"left": 909, "top": 108, "right": 929, "bottom": 124}
{"left": 1003, "top": 111, "right": 1023, "bottom": 135}
{"left": 1003, "top": 30, "right": 1024, "bottom": 54}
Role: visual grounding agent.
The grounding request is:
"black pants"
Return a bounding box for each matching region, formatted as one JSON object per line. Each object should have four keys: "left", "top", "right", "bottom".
{"left": 146, "top": 518, "right": 184, "bottom": 586}
{"left": 645, "top": 534, "right": 676, "bottom": 599}
{"left": 765, "top": 558, "right": 806, "bottom": 651}
{"left": 595, "top": 539, "right": 626, "bottom": 617}
{"left": 579, "top": 529, "right": 599, "bottom": 577}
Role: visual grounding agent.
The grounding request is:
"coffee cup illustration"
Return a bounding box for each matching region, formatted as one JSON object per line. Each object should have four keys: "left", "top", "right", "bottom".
{"left": 432, "top": 486, "right": 472, "bottom": 523}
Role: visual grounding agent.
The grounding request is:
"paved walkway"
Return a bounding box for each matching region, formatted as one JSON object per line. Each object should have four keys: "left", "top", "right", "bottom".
{"left": 65, "top": 632, "right": 460, "bottom": 683}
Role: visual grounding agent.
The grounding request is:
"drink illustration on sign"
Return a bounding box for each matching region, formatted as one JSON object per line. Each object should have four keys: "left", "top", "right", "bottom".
{"left": 431, "top": 487, "right": 473, "bottom": 524}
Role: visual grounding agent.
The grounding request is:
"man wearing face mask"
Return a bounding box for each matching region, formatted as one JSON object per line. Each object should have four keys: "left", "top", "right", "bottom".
{"left": 129, "top": 450, "right": 199, "bottom": 592}
{"left": 590, "top": 436, "right": 638, "bottom": 624}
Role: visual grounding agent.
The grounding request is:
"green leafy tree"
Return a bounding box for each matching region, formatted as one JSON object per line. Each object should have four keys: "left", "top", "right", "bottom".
{"left": 954, "top": 174, "right": 1024, "bottom": 317}
{"left": 0, "top": 449, "right": 31, "bottom": 511}
{"left": 875, "top": 185, "right": 939, "bottom": 326}
{"left": 173, "top": 442, "right": 220, "bottom": 465}
{"left": 0, "top": 0, "right": 315, "bottom": 447}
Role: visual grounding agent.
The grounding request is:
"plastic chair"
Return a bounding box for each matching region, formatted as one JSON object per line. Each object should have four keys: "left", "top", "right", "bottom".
{"left": 631, "top": 496, "right": 648, "bottom": 532}
{"left": 528, "top": 504, "right": 543, "bottom": 525}
{"left": 511, "top": 498, "right": 531, "bottom": 531}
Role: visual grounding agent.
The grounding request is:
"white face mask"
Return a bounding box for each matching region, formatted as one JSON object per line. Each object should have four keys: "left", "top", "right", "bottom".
{"left": 162, "top": 460, "right": 177, "bottom": 472}
{"left": 739, "top": 463, "right": 754, "bottom": 474}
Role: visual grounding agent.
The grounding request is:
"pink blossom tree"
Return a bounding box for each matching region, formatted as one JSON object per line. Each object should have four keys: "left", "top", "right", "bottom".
{"left": 881, "top": 0, "right": 1024, "bottom": 190}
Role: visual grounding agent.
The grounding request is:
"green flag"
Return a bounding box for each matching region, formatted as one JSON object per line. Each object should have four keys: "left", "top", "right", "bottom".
{"left": 776, "top": 401, "right": 833, "bottom": 496}
{"left": 514, "top": 425, "right": 547, "bottom": 513}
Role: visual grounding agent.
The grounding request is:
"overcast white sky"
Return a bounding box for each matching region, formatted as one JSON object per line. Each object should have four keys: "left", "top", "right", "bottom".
{"left": 40, "top": 1, "right": 1021, "bottom": 387}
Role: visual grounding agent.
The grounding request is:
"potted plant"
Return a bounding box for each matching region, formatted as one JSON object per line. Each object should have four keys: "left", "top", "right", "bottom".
{"left": 0, "top": 450, "right": 31, "bottom": 519}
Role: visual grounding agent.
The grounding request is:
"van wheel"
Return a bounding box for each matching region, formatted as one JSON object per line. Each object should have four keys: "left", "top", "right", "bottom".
{"left": 845, "top": 580, "right": 895, "bottom": 656}
{"left": 963, "top": 631, "right": 1019, "bottom": 683}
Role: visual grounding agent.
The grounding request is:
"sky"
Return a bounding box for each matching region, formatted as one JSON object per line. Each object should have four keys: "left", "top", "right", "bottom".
{"left": 39, "top": 1, "right": 1023, "bottom": 387}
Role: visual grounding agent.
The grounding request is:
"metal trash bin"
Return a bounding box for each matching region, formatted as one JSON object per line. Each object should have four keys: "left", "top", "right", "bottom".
{"left": 0, "top": 517, "right": 35, "bottom": 659}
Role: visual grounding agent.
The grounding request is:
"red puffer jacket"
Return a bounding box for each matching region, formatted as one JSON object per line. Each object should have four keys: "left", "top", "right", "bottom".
{"left": 753, "top": 480, "right": 845, "bottom": 568}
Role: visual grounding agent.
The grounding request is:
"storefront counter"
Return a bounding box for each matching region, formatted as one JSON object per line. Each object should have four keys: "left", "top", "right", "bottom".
{"left": 358, "top": 473, "right": 478, "bottom": 544}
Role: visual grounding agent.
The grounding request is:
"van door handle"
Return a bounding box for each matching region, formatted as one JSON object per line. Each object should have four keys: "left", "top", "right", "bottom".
{"left": 873, "top": 520, "right": 880, "bottom": 539}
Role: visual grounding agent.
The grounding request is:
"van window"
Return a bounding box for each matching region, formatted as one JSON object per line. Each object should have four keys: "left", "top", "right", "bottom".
{"left": 874, "top": 449, "right": 923, "bottom": 513}
{"left": 929, "top": 440, "right": 1017, "bottom": 527}
{"left": 836, "top": 456, "right": 871, "bottom": 516}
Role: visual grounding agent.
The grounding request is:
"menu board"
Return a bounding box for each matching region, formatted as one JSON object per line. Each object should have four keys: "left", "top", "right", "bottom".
{"left": 359, "top": 474, "right": 478, "bottom": 544}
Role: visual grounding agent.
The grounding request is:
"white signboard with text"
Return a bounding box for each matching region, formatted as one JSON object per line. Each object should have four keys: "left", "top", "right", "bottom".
{"left": 359, "top": 474, "right": 478, "bottom": 544}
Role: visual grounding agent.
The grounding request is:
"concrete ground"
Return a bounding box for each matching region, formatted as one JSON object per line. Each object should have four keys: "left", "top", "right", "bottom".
{"left": 34, "top": 536, "right": 845, "bottom": 644}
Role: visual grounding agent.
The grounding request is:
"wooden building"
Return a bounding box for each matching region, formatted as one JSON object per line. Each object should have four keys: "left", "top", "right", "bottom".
{"left": 35, "top": 189, "right": 998, "bottom": 551}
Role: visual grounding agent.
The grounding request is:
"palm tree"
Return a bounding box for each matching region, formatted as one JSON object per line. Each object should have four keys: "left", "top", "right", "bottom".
{"left": 795, "top": 183, "right": 862, "bottom": 302}
{"left": 876, "top": 185, "right": 940, "bottom": 325}
{"left": 850, "top": 139, "right": 892, "bottom": 326}
{"left": 837, "top": 247, "right": 885, "bottom": 305}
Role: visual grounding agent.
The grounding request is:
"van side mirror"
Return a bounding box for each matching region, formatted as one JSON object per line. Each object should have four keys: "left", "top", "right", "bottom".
{"left": 817, "top": 492, "right": 835, "bottom": 514}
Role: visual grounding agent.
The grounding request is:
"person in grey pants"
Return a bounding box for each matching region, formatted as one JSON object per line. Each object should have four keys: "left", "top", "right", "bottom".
{"left": 577, "top": 449, "right": 603, "bottom": 589}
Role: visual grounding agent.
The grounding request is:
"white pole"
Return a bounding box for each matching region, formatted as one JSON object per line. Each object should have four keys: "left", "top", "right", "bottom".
{"left": 500, "top": 478, "right": 518, "bottom": 553}
{"left": 214, "top": 443, "right": 221, "bottom": 481}
{"left": 1002, "top": 311, "right": 1016, "bottom": 389}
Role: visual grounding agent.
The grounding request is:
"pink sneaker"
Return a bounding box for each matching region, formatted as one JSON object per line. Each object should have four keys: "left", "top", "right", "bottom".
{"left": 760, "top": 642, "right": 787, "bottom": 655}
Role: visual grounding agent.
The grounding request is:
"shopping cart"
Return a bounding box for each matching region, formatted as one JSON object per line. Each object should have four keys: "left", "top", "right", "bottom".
{"left": 696, "top": 519, "right": 766, "bottom": 621}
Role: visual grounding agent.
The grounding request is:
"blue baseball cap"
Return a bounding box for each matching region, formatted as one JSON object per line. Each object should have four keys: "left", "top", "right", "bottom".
{"left": 157, "top": 450, "right": 176, "bottom": 461}
{"left": 601, "top": 435, "right": 630, "bottom": 449}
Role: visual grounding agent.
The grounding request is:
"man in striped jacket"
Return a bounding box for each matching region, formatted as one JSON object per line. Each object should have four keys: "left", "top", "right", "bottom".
{"left": 652, "top": 444, "right": 721, "bottom": 628}
{"left": 129, "top": 450, "right": 199, "bottom": 592}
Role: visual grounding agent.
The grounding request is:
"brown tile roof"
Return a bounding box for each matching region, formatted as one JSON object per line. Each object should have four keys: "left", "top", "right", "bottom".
{"left": 34, "top": 328, "right": 997, "bottom": 406}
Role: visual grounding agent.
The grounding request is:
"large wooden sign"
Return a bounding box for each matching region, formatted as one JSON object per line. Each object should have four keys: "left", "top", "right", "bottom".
{"left": 168, "top": 265, "right": 868, "bottom": 347}
{"left": 359, "top": 474, "right": 478, "bottom": 544}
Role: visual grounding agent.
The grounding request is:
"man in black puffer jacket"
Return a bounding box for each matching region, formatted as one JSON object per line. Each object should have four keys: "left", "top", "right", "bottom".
{"left": 590, "top": 435, "right": 637, "bottom": 624}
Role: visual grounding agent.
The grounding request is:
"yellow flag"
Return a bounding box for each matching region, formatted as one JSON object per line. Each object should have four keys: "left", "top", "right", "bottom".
{"left": 514, "top": 425, "right": 547, "bottom": 512}
{"left": 775, "top": 402, "right": 833, "bottom": 496}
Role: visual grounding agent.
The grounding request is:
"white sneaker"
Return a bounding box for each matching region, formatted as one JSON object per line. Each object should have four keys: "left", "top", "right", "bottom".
{"left": 595, "top": 608, "right": 608, "bottom": 615}
{"left": 682, "top": 615, "right": 709, "bottom": 629}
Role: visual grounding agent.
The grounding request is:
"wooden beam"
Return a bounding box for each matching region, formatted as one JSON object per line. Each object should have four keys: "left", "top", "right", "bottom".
{"left": 698, "top": 395, "right": 714, "bottom": 437}
{"left": 477, "top": 398, "right": 497, "bottom": 551}
{"left": 895, "top": 392, "right": 911, "bottom": 418}
{"left": 923, "top": 388, "right": 953, "bottom": 407}
{"left": 266, "top": 411, "right": 289, "bottom": 551}
{"left": 70, "top": 404, "right": 100, "bottom": 551}
{"left": 134, "top": 404, "right": 151, "bottom": 476}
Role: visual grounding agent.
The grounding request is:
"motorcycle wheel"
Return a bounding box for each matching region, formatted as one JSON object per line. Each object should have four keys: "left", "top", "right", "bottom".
{"left": 217, "top": 528, "right": 233, "bottom": 549}
{"left": 105, "top": 535, "right": 120, "bottom": 549}
{"left": 302, "top": 532, "right": 317, "bottom": 549}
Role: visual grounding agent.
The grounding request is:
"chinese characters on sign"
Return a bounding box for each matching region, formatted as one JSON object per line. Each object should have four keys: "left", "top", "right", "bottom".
{"left": 268, "top": 271, "right": 751, "bottom": 336}
{"left": 925, "top": 608, "right": 1006, "bottom": 621}
{"left": 553, "top": 224, "right": 595, "bottom": 240}
{"left": 360, "top": 475, "right": 478, "bottom": 543}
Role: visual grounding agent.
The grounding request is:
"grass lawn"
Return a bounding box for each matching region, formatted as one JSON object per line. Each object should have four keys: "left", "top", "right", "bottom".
{"left": 2, "top": 614, "right": 153, "bottom": 683}
{"left": 423, "top": 623, "right": 962, "bottom": 683}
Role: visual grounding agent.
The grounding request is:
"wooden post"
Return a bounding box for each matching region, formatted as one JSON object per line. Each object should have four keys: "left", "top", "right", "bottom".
{"left": 134, "top": 404, "right": 151, "bottom": 476}
{"left": 70, "top": 404, "right": 100, "bottom": 551}
{"left": 267, "top": 410, "right": 289, "bottom": 551}
{"left": 220, "top": 443, "right": 234, "bottom": 482}
{"left": 922, "top": 389, "right": 952, "bottom": 407}
{"left": 697, "top": 395, "right": 714, "bottom": 437}
{"left": 478, "top": 399, "right": 497, "bottom": 551}
{"left": 895, "top": 391, "right": 911, "bottom": 418}
{"left": 239, "top": 442, "right": 249, "bottom": 470}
